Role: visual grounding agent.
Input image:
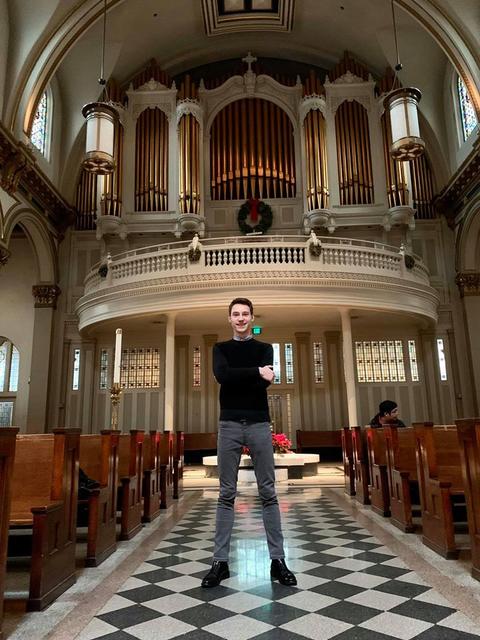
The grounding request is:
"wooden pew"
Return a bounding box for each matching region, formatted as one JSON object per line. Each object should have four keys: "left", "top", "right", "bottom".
{"left": 384, "top": 425, "right": 419, "bottom": 533}
{"left": 351, "top": 427, "right": 370, "bottom": 505}
{"left": 413, "top": 422, "right": 465, "bottom": 558}
{"left": 341, "top": 427, "right": 355, "bottom": 496}
{"left": 184, "top": 432, "right": 217, "bottom": 464}
{"left": 172, "top": 431, "right": 184, "bottom": 500}
{"left": 296, "top": 429, "right": 342, "bottom": 461}
{"left": 159, "top": 431, "right": 173, "bottom": 509}
{"left": 79, "top": 431, "right": 119, "bottom": 566}
{"left": 9, "top": 429, "right": 80, "bottom": 611}
{"left": 365, "top": 427, "right": 390, "bottom": 517}
{"left": 142, "top": 431, "right": 161, "bottom": 523}
{"left": 117, "top": 431, "right": 144, "bottom": 540}
{"left": 0, "top": 428, "right": 18, "bottom": 640}
{"left": 456, "top": 418, "right": 480, "bottom": 581}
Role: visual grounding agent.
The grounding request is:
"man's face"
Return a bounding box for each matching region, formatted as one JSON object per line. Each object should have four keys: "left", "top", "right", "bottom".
{"left": 385, "top": 408, "right": 399, "bottom": 423}
{"left": 229, "top": 303, "right": 253, "bottom": 337}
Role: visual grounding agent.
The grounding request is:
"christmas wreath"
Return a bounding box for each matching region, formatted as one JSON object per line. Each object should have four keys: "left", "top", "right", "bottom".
{"left": 238, "top": 198, "right": 273, "bottom": 234}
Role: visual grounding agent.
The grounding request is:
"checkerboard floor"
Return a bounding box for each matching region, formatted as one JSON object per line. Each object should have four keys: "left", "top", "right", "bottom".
{"left": 77, "top": 489, "right": 480, "bottom": 640}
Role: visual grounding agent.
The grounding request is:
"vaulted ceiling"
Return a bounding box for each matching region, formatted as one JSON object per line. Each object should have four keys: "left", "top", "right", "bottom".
{"left": 1, "top": 0, "right": 479, "bottom": 193}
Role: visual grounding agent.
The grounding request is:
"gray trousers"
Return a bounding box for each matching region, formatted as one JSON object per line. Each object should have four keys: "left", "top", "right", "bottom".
{"left": 212, "top": 420, "right": 285, "bottom": 561}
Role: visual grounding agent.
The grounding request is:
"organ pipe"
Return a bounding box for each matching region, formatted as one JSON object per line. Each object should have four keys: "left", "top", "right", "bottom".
{"left": 75, "top": 169, "right": 97, "bottom": 230}
{"left": 410, "top": 153, "right": 436, "bottom": 219}
{"left": 381, "top": 113, "right": 408, "bottom": 207}
{"left": 304, "top": 109, "right": 329, "bottom": 210}
{"left": 210, "top": 98, "right": 295, "bottom": 200}
{"left": 335, "top": 100, "right": 374, "bottom": 205}
{"left": 102, "top": 122, "right": 124, "bottom": 216}
{"left": 179, "top": 114, "right": 200, "bottom": 214}
{"left": 135, "top": 108, "right": 168, "bottom": 211}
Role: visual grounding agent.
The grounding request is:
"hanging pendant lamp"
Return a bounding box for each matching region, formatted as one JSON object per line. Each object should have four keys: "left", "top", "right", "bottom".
{"left": 384, "top": 1, "right": 425, "bottom": 161}
{"left": 82, "top": 0, "right": 117, "bottom": 174}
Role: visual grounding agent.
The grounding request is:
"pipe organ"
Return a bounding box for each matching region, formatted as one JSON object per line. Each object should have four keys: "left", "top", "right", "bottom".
{"left": 335, "top": 100, "right": 374, "bottom": 206}
{"left": 210, "top": 99, "right": 295, "bottom": 200}
{"left": 304, "top": 109, "right": 329, "bottom": 211}
{"left": 74, "top": 53, "right": 438, "bottom": 234}
{"left": 135, "top": 108, "right": 169, "bottom": 212}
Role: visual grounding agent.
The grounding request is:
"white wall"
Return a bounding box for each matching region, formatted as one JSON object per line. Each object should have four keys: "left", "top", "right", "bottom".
{"left": 0, "top": 235, "right": 36, "bottom": 428}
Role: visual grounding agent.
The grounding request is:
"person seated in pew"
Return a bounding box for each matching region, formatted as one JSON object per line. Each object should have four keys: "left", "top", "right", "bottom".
{"left": 369, "top": 400, "right": 406, "bottom": 428}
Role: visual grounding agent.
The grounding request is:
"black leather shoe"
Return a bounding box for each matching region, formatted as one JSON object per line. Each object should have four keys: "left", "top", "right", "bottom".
{"left": 201, "top": 561, "right": 230, "bottom": 588}
{"left": 270, "top": 559, "right": 297, "bottom": 586}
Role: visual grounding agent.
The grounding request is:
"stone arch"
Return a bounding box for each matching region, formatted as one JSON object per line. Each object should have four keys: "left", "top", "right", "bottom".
{"left": 456, "top": 192, "right": 480, "bottom": 272}
{"left": 3, "top": 206, "right": 57, "bottom": 282}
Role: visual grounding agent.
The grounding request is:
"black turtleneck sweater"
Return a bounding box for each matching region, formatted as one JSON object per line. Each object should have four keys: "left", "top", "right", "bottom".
{"left": 213, "top": 338, "right": 273, "bottom": 422}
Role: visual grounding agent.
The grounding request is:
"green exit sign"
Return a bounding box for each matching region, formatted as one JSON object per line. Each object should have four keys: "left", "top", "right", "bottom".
{"left": 252, "top": 326, "right": 262, "bottom": 335}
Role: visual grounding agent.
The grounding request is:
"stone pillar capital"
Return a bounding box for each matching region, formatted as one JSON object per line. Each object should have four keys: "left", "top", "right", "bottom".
{"left": 456, "top": 272, "right": 480, "bottom": 297}
{"left": 32, "top": 284, "right": 61, "bottom": 308}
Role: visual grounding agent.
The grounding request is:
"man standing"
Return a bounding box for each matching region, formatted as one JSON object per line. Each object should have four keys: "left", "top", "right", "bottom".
{"left": 201, "top": 298, "right": 296, "bottom": 588}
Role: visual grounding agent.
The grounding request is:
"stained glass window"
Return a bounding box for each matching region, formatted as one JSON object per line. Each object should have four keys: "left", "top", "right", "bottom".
{"left": 457, "top": 76, "right": 478, "bottom": 141}
{"left": 193, "top": 346, "right": 201, "bottom": 387}
{"left": 355, "top": 340, "right": 407, "bottom": 383}
{"left": 0, "top": 340, "right": 20, "bottom": 393}
{"left": 284, "top": 343, "right": 294, "bottom": 384}
{"left": 31, "top": 91, "right": 49, "bottom": 155}
{"left": 8, "top": 347, "right": 19, "bottom": 392}
{"left": 0, "top": 402, "right": 14, "bottom": 427}
{"left": 0, "top": 343, "right": 6, "bottom": 391}
{"left": 99, "top": 349, "right": 109, "bottom": 390}
{"left": 120, "top": 348, "right": 160, "bottom": 389}
{"left": 437, "top": 338, "right": 447, "bottom": 381}
{"left": 408, "top": 340, "right": 419, "bottom": 382}
{"left": 313, "top": 342, "right": 324, "bottom": 383}
{"left": 272, "top": 343, "right": 281, "bottom": 384}
{"left": 72, "top": 349, "right": 81, "bottom": 390}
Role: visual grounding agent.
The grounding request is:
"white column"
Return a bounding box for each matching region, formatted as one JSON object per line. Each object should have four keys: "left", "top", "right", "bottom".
{"left": 340, "top": 309, "right": 358, "bottom": 427}
{"left": 164, "top": 314, "right": 176, "bottom": 431}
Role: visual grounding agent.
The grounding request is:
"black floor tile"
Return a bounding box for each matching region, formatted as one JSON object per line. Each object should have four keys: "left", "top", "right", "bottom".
{"left": 171, "top": 602, "right": 236, "bottom": 627}
{"left": 245, "top": 601, "right": 307, "bottom": 626}
{"left": 319, "top": 601, "right": 380, "bottom": 624}
{"left": 390, "top": 600, "right": 457, "bottom": 624}
{"left": 97, "top": 604, "right": 160, "bottom": 629}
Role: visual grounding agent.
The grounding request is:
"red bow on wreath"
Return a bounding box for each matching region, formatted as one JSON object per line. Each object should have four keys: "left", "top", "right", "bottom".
{"left": 248, "top": 197, "right": 260, "bottom": 222}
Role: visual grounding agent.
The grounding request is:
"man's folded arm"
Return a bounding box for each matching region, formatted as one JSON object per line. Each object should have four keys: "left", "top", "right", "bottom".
{"left": 213, "top": 345, "right": 260, "bottom": 384}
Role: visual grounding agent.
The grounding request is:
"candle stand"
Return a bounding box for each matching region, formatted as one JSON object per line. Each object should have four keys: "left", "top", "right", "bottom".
{"left": 110, "top": 382, "right": 123, "bottom": 430}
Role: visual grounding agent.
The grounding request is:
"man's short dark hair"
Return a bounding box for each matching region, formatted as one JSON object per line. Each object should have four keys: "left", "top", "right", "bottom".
{"left": 229, "top": 297, "right": 254, "bottom": 315}
{"left": 379, "top": 400, "right": 398, "bottom": 416}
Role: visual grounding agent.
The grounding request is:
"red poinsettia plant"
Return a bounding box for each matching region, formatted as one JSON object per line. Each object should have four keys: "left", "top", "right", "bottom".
{"left": 242, "top": 432, "right": 292, "bottom": 456}
{"left": 272, "top": 432, "right": 292, "bottom": 453}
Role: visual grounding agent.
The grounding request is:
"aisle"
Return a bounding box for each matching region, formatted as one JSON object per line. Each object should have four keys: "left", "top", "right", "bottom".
{"left": 70, "top": 488, "right": 480, "bottom": 640}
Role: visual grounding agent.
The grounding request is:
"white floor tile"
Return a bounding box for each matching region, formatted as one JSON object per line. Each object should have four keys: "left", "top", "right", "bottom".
{"left": 346, "top": 589, "right": 408, "bottom": 610}
{"left": 360, "top": 612, "right": 433, "bottom": 639}
{"left": 125, "top": 616, "right": 196, "bottom": 640}
{"left": 277, "top": 590, "right": 338, "bottom": 612}
{"left": 203, "top": 613, "right": 273, "bottom": 640}
{"left": 438, "top": 611, "right": 480, "bottom": 636}
{"left": 212, "top": 592, "right": 271, "bottom": 613}
{"left": 281, "top": 613, "right": 352, "bottom": 639}
{"left": 142, "top": 593, "right": 203, "bottom": 614}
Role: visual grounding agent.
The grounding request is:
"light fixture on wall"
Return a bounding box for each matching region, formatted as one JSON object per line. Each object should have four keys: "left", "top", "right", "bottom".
{"left": 383, "top": 0, "right": 425, "bottom": 161}
{"left": 81, "top": 0, "right": 117, "bottom": 174}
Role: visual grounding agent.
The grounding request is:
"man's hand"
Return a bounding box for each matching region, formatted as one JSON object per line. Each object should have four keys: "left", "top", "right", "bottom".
{"left": 259, "top": 365, "right": 274, "bottom": 382}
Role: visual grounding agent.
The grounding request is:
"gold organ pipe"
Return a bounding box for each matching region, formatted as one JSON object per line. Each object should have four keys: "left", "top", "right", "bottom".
{"left": 263, "top": 100, "right": 270, "bottom": 197}
{"left": 248, "top": 99, "right": 255, "bottom": 197}
{"left": 268, "top": 101, "right": 276, "bottom": 197}
{"left": 234, "top": 100, "right": 241, "bottom": 199}
{"left": 179, "top": 115, "right": 184, "bottom": 212}
{"left": 354, "top": 101, "right": 365, "bottom": 204}
{"left": 282, "top": 111, "right": 290, "bottom": 197}
{"left": 312, "top": 110, "right": 321, "bottom": 207}
{"left": 256, "top": 99, "right": 264, "bottom": 199}
{"left": 306, "top": 113, "right": 314, "bottom": 209}
{"left": 321, "top": 113, "right": 329, "bottom": 207}
{"left": 364, "top": 107, "right": 374, "bottom": 203}
{"left": 355, "top": 102, "right": 368, "bottom": 204}
{"left": 186, "top": 113, "right": 191, "bottom": 210}
{"left": 217, "top": 115, "right": 222, "bottom": 198}
{"left": 289, "top": 114, "right": 295, "bottom": 197}
{"left": 227, "top": 103, "right": 233, "bottom": 199}
{"left": 210, "top": 117, "right": 216, "bottom": 199}
{"left": 241, "top": 100, "right": 248, "bottom": 198}
{"left": 343, "top": 104, "right": 353, "bottom": 204}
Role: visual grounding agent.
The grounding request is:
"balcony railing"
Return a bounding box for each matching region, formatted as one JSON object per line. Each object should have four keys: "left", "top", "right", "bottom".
{"left": 84, "top": 235, "right": 430, "bottom": 294}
